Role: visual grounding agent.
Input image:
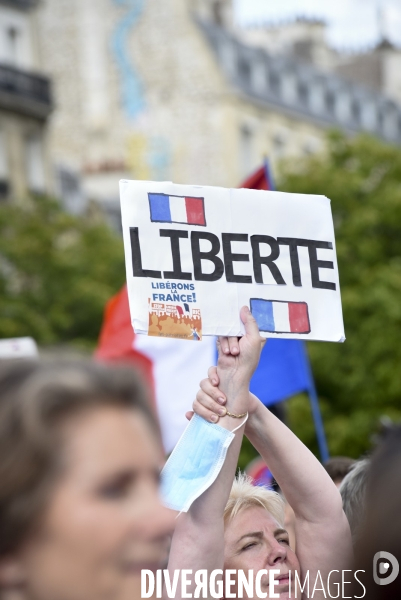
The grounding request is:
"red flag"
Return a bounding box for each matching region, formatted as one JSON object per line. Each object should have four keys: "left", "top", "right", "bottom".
{"left": 239, "top": 161, "right": 274, "bottom": 191}
{"left": 95, "top": 286, "right": 155, "bottom": 395}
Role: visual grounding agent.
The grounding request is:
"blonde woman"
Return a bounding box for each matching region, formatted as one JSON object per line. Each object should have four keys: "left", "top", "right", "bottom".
{"left": 168, "top": 307, "right": 352, "bottom": 599}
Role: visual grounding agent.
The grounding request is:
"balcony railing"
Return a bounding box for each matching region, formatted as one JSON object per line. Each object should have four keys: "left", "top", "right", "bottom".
{"left": 0, "top": 0, "right": 38, "bottom": 10}
{"left": 0, "top": 63, "right": 52, "bottom": 119}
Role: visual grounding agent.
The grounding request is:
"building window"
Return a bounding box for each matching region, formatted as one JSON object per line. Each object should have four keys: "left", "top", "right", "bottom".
{"left": 220, "top": 41, "right": 236, "bottom": 76}
{"left": 282, "top": 72, "right": 297, "bottom": 104}
{"left": 272, "top": 130, "right": 287, "bottom": 159}
{"left": 7, "top": 27, "right": 19, "bottom": 65}
{"left": 336, "top": 92, "right": 352, "bottom": 123}
{"left": 0, "top": 131, "right": 9, "bottom": 199}
{"left": 268, "top": 70, "right": 280, "bottom": 96}
{"left": 351, "top": 100, "right": 361, "bottom": 125}
{"left": 298, "top": 81, "right": 309, "bottom": 107}
{"left": 3, "top": 24, "right": 23, "bottom": 67}
{"left": 57, "top": 166, "right": 83, "bottom": 214}
{"left": 310, "top": 83, "right": 324, "bottom": 114}
{"left": 361, "top": 102, "right": 378, "bottom": 131}
{"left": 325, "top": 91, "right": 335, "bottom": 115}
{"left": 251, "top": 61, "right": 267, "bottom": 95}
{"left": 382, "top": 108, "right": 399, "bottom": 140}
{"left": 240, "top": 125, "right": 253, "bottom": 178}
{"left": 0, "top": 11, "right": 31, "bottom": 69}
{"left": 238, "top": 56, "right": 251, "bottom": 87}
{"left": 212, "top": 0, "right": 224, "bottom": 26}
{"left": 25, "top": 134, "right": 45, "bottom": 193}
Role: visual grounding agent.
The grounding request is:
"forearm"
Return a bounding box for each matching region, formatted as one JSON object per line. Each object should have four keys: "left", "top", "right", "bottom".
{"left": 246, "top": 396, "right": 343, "bottom": 523}
{"left": 168, "top": 424, "right": 243, "bottom": 573}
{"left": 168, "top": 374, "right": 250, "bottom": 568}
{"left": 216, "top": 365, "right": 249, "bottom": 431}
{"left": 168, "top": 382, "right": 247, "bottom": 576}
{"left": 181, "top": 369, "right": 249, "bottom": 523}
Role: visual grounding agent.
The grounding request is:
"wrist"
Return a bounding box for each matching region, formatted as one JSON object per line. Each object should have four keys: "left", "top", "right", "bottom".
{"left": 219, "top": 378, "right": 249, "bottom": 403}
{"left": 250, "top": 395, "right": 264, "bottom": 416}
{"left": 217, "top": 374, "right": 249, "bottom": 413}
{"left": 216, "top": 358, "right": 256, "bottom": 387}
{"left": 245, "top": 399, "right": 265, "bottom": 432}
{"left": 217, "top": 367, "right": 251, "bottom": 391}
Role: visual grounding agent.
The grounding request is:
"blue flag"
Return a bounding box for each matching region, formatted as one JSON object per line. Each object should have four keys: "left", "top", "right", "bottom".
{"left": 250, "top": 339, "right": 311, "bottom": 406}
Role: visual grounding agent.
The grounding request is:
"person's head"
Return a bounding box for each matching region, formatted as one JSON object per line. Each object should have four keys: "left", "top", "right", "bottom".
{"left": 223, "top": 474, "right": 300, "bottom": 599}
{"left": 0, "top": 358, "right": 174, "bottom": 600}
{"left": 339, "top": 459, "right": 370, "bottom": 546}
{"left": 324, "top": 456, "right": 355, "bottom": 487}
{"left": 352, "top": 426, "right": 401, "bottom": 599}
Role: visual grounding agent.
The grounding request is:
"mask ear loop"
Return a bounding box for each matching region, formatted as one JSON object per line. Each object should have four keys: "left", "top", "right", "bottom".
{"left": 231, "top": 412, "right": 248, "bottom": 433}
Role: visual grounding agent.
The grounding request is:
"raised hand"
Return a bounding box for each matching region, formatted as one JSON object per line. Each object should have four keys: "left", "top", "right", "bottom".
{"left": 186, "top": 366, "right": 262, "bottom": 424}
{"left": 185, "top": 306, "right": 265, "bottom": 424}
{"left": 216, "top": 305, "right": 265, "bottom": 383}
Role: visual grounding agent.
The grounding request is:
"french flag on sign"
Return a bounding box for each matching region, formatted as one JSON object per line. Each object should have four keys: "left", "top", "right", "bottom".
{"left": 148, "top": 193, "right": 206, "bottom": 226}
{"left": 250, "top": 299, "right": 311, "bottom": 334}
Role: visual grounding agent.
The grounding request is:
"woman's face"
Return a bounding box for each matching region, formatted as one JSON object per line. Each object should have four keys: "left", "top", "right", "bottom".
{"left": 12, "top": 405, "right": 174, "bottom": 600}
{"left": 224, "top": 505, "right": 300, "bottom": 600}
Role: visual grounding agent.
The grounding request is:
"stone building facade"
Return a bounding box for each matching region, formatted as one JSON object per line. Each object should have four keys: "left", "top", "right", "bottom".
{"left": 33, "top": 0, "right": 401, "bottom": 220}
{"left": 0, "top": 0, "right": 52, "bottom": 201}
{"left": 237, "top": 14, "right": 401, "bottom": 108}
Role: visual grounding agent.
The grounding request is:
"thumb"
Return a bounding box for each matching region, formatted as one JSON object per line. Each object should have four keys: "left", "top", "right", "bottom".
{"left": 240, "top": 305, "right": 260, "bottom": 339}
{"left": 207, "top": 365, "right": 219, "bottom": 385}
{"left": 185, "top": 411, "right": 194, "bottom": 421}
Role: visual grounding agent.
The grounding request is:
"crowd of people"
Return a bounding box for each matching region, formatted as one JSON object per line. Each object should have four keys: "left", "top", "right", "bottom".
{"left": 0, "top": 307, "right": 400, "bottom": 599}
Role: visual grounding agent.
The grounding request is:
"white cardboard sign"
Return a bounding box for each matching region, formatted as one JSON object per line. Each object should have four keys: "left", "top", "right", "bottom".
{"left": 120, "top": 180, "right": 345, "bottom": 343}
{"left": 0, "top": 337, "right": 38, "bottom": 359}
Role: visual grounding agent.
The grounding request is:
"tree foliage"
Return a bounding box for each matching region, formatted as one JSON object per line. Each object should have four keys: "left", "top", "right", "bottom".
{"left": 279, "top": 132, "right": 401, "bottom": 457}
{"left": 0, "top": 197, "right": 125, "bottom": 348}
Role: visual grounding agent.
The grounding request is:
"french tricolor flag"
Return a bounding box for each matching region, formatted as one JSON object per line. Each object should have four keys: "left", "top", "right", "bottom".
{"left": 251, "top": 299, "right": 311, "bottom": 334}
{"left": 148, "top": 193, "right": 206, "bottom": 226}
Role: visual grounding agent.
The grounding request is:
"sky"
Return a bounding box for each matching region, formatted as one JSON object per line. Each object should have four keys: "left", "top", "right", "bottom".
{"left": 235, "top": 0, "right": 401, "bottom": 51}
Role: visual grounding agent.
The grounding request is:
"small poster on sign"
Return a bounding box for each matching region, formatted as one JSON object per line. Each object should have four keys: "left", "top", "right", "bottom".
{"left": 120, "top": 180, "right": 345, "bottom": 342}
{"left": 148, "top": 293, "right": 202, "bottom": 341}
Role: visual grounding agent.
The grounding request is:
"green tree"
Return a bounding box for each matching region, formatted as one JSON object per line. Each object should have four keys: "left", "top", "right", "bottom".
{"left": 279, "top": 132, "right": 401, "bottom": 458}
{"left": 0, "top": 197, "right": 125, "bottom": 348}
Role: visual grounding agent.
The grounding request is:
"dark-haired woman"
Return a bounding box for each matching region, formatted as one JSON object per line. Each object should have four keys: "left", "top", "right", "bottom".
{"left": 0, "top": 358, "right": 174, "bottom": 600}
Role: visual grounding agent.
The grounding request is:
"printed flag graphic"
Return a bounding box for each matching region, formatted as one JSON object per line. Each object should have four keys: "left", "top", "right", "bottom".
{"left": 250, "top": 299, "right": 310, "bottom": 334}
{"left": 148, "top": 193, "right": 206, "bottom": 226}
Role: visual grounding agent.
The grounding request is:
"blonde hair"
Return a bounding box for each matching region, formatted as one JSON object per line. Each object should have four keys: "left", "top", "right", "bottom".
{"left": 224, "top": 472, "right": 285, "bottom": 526}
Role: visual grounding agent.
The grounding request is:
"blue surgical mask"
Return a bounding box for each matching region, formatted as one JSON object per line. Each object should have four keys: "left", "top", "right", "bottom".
{"left": 161, "top": 413, "right": 247, "bottom": 513}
